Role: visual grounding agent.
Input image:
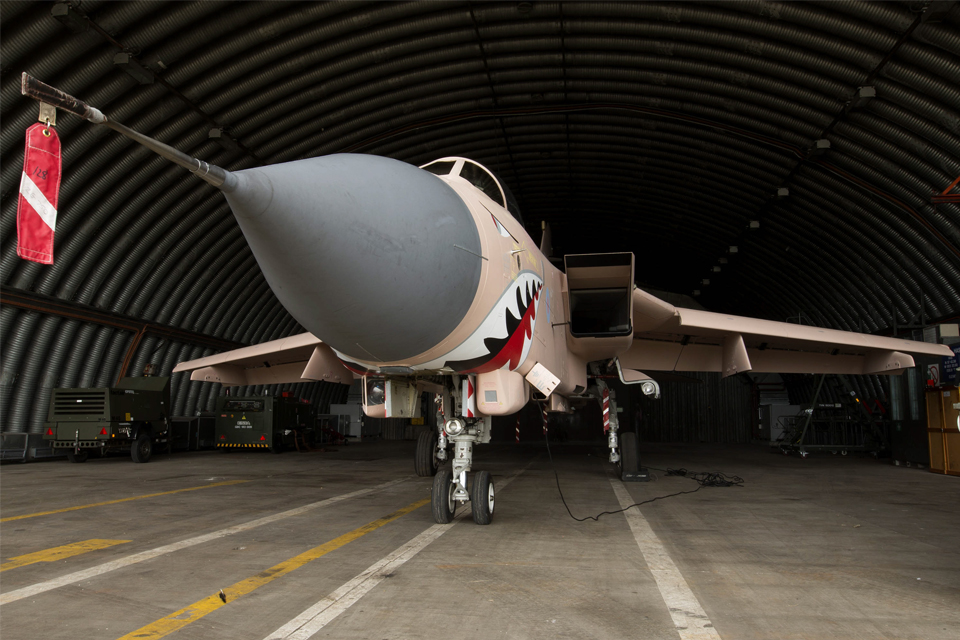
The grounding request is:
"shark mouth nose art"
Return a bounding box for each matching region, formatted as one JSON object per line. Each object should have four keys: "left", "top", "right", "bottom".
{"left": 446, "top": 272, "right": 544, "bottom": 374}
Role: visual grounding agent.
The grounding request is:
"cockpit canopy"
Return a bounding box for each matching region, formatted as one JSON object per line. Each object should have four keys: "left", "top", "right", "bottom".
{"left": 421, "top": 157, "right": 523, "bottom": 225}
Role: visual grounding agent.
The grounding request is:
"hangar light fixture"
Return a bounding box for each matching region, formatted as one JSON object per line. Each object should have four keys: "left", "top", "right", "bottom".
{"left": 853, "top": 86, "right": 876, "bottom": 109}
{"left": 749, "top": 220, "right": 760, "bottom": 229}
{"left": 693, "top": 290, "right": 701, "bottom": 296}
{"left": 209, "top": 128, "right": 240, "bottom": 151}
{"left": 777, "top": 187, "right": 789, "bottom": 197}
{"left": 51, "top": 2, "right": 88, "bottom": 33}
{"left": 729, "top": 246, "right": 738, "bottom": 253}
{"left": 702, "top": 279, "right": 710, "bottom": 286}
{"left": 810, "top": 138, "right": 832, "bottom": 157}
{"left": 713, "top": 266, "right": 721, "bottom": 272}
{"left": 114, "top": 53, "right": 154, "bottom": 85}
{"left": 921, "top": 2, "right": 954, "bottom": 23}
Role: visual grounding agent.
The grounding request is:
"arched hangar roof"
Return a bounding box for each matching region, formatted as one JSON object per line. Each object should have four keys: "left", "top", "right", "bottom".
{"left": 1, "top": 1, "right": 958, "bottom": 432}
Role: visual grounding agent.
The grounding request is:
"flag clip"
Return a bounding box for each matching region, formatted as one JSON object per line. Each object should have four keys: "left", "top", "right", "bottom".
{"left": 39, "top": 102, "right": 56, "bottom": 131}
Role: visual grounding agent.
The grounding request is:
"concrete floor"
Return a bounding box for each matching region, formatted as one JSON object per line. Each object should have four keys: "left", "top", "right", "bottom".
{"left": 1, "top": 441, "right": 958, "bottom": 640}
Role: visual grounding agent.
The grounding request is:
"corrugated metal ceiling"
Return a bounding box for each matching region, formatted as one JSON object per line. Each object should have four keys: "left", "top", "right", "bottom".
{"left": 1, "top": 1, "right": 957, "bottom": 432}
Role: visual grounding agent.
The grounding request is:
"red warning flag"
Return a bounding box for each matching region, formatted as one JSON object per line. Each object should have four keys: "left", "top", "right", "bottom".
{"left": 17, "top": 122, "right": 62, "bottom": 264}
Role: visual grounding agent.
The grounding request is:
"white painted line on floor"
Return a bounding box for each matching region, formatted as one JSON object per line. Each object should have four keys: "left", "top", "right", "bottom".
{"left": 0, "top": 478, "right": 409, "bottom": 606}
{"left": 610, "top": 479, "right": 722, "bottom": 640}
{"left": 264, "top": 462, "right": 533, "bottom": 640}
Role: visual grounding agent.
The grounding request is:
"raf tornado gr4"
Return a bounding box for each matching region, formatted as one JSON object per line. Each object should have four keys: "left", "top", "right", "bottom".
{"left": 21, "top": 73, "right": 952, "bottom": 525}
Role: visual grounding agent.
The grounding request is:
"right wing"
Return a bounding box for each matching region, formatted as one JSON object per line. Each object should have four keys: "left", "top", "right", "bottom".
{"left": 621, "top": 288, "right": 952, "bottom": 378}
{"left": 172, "top": 333, "right": 355, "bottom": 386}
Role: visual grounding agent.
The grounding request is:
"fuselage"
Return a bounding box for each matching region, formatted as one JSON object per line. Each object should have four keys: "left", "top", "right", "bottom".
{"left": 222, "top": 153, "right": 588, "bottom": 392}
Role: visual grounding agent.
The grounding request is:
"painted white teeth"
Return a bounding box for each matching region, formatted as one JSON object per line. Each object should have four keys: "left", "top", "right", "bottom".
{"left": 505, "top": 286, "right": 521, "bottom": 319}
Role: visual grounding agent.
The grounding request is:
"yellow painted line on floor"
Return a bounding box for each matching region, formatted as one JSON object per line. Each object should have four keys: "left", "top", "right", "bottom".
{"left": 1, "top": 539, "right": 131, "bottom": 572}
{"left": 116, "top": 496, "right": 430, "bottom": 640}
{"left": 0, "top": 480, "right": 250, "bottom": 523}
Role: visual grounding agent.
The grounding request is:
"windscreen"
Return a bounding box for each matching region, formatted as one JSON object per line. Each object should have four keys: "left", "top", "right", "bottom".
{"left": 421, "top": 160, "right": 456, "bottom": 176}
{"left": 459, "top": 161, "right": 505, "bottom": 208}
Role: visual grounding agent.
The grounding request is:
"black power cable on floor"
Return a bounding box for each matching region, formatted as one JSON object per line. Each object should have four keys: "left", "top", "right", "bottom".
{"left": 652, "top": 467, "right": 744, "bottom": 488}
{"left": 544, "top": 432, "right": 743, "bottom": 523}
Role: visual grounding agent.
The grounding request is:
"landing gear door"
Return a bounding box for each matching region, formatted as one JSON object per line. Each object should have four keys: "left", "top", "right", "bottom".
{"left": 385, "top": 378, "right": 418, "bottom": 418}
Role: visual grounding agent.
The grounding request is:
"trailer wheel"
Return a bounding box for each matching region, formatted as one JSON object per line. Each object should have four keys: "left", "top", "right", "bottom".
{"left": 132, "top": 433, "right": 153, "bottom": 463}
{"left": 270, "top": 433, "right": 284, "bottom": 454}
{"left": 67, "top": 450, "right": 89, "bottom": 463}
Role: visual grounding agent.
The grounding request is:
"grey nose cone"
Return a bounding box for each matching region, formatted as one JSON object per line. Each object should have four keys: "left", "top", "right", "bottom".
{"left": 223, "top": 154, "right": 482, "bottom": 363}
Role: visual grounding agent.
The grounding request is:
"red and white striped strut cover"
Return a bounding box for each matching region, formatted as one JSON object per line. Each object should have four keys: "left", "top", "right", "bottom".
{"left": 17, "top": 123, "right": 62, "bottom": 265}
{"left": 602, "top": 388, "right": 610, "bottom": 433}
{"left": 542, "top": 404, "right": 548, "bottom": 435}
{"left": 515, "top": 415, "right": 520, "bottom": 444}
{"left": 462, "top": 374, "right": 477, "bottom": 418}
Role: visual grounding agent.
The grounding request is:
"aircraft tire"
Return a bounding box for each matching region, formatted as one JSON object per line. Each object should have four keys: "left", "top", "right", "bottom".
{"left": 432, "top": 468, "right": 455, "bottom": 524}
{"left": 67, "top": 450, "right": 89, "bottom": 463}
{"left": 620, "top": 431, "right": 638, "bottom": 477}
{"left": 415, "top": 431, "right": 439, "bottom": 476}
{"left": 471, "top": 470, "right": 494, "bottom": 525}
{"left": 131, "top": 433, "right": 153, "bottom": 463}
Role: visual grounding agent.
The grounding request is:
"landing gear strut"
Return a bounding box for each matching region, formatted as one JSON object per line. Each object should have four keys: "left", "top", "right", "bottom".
{"left": 596, "top": 379, "right": 650, "bottom": 482}
{"left": 430, "top": 417, "right": 495, "bottom": 525}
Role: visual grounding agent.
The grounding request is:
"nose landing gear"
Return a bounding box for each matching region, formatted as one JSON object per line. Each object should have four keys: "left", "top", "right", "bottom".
{"left": 430, "top": 418, "right": 495, "bottom": 525}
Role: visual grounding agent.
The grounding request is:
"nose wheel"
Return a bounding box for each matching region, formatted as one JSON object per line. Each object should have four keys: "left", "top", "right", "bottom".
{"left": 470, "top": 470, "right": 495, "bottom": 525}
{"left": 431, "top": 469, "right": 456, "bottom": 523}
{"left": 415, "top": 430, "right": 439, "bottom": 477}
{"left": 430, "top": 468, "right": 496, "bottom": 526}
{"left": 430, "top": 426, "right": 495, "bottom": 525}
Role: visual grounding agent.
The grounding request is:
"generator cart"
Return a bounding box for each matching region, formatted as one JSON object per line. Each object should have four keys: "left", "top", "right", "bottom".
{"left": 215, "top": 393, "right": 314, "bottom": 452}
{"left": 42, "top": 377, "right": 171, "bottom": 463}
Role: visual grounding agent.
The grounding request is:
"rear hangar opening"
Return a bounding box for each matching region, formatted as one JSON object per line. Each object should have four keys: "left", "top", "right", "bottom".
{"left": 1, "top": 2, "right": 958, "bottom": 640}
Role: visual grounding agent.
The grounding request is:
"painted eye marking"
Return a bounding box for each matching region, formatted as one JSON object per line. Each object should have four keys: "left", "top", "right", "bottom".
{"left": 490, "top": 213, "right": 511, "bottom": 238}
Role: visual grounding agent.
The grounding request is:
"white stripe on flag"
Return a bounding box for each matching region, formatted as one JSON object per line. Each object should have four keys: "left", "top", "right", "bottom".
{"left": 19, "top": 171, "right": 57, "bottom": 231}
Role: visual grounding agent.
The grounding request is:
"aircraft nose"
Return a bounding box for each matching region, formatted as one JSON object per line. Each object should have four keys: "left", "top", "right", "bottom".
{"left": 223, "top": 154, "right": 482, "bottom": 364}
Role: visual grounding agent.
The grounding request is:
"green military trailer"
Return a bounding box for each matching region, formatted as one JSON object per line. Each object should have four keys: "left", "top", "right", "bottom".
{"left": 215, "top": 394, "right": 313, "bottom": 452}
{"left": 42, "top": 377, "right": 171, "bottom": 463}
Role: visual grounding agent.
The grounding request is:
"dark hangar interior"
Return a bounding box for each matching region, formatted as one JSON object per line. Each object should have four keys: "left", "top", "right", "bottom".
{"left": 1, "top": 3, "right": 960, "bottom": 640}
{"left": 2, "top": 1, "right": 958, "bottom": 431}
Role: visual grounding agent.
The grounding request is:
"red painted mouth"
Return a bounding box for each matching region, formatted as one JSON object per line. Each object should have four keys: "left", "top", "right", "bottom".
{"left": 449, "top": 281, "right": 542, "bottom": 374}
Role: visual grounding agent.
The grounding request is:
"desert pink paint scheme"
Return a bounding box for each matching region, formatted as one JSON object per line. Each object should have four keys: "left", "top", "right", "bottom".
{"left": 174, "top": 156, "right": 952, "bottom": 400}
{"left": 27, "top": 73, "right": 953, "bottom": 526}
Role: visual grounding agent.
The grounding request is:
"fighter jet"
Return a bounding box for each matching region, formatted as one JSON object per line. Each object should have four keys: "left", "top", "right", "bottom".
{"left": 21, "top": 74, "right": 952, "bottom": 525}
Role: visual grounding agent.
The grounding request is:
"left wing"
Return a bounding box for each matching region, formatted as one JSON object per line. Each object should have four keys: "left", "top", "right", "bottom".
{"left": 621, "top": 288, "right": 952, "bottom": 378}
{"left": 172, "top": 333, "right": 354, "bottom": 386}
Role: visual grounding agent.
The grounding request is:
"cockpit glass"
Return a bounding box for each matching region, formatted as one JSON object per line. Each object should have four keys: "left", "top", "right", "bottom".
{"left": 459, "top": 162, "right": 505, "bottom": 208}
{"left": 421, "top": 160, "right": 456, "bottom": 176}
{"left": 420, "top": 157, "right": 523, "bottom": 225}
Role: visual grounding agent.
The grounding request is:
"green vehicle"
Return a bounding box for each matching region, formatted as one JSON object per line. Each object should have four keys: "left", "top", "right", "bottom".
{"left": 215, "top": 394, "right": 313, "bottom": 452}
{"left": 42, "top": 377, "right": 171, "bottom": 463}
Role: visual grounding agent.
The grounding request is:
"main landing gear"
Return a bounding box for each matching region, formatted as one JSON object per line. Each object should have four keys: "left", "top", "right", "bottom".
{"left": 429, "top": 417, "right": 495, "bottom": 525}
